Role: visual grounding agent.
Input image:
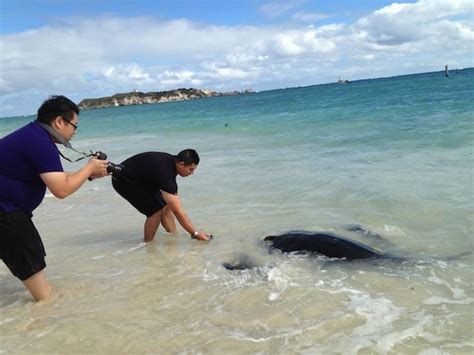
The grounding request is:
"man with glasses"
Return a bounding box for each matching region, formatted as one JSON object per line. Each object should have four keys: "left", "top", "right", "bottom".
{"left": 0, "top": 95, "right": 109, "bottom": 302}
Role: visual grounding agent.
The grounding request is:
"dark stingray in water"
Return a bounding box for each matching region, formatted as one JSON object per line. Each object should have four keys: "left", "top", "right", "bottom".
{"left": 221, "top": 226, "right": 470, "bottom": 271}
{"left": 222, "top": 227, "right": 387, "bottom": 271}
{"left": 263, "top": 230, "right": 384, "bottom": 260}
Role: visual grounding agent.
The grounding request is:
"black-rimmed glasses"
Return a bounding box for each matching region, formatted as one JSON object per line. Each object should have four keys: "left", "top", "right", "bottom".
{"left": 61, "top": 117, "right": 78, "bottom": 130}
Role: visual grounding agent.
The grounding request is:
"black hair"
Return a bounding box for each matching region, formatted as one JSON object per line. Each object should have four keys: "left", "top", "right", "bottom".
{"left": 37, "top": 95, "right": 79, "bottom": 124}
{"left": 176, "top": 149, "right": 200, "bottom": 165}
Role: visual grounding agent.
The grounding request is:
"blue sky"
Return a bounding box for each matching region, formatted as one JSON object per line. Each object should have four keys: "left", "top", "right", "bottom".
{"left": 0, "top": 1, "right": 397, "bottom": 32}
{"left": 1, "top": 0, "right": 472, "bottom": 117}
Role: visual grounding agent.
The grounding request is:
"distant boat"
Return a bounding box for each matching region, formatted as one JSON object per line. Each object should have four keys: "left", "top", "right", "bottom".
{"left": 337, "top": 77, "right": 351, "bottom": 84}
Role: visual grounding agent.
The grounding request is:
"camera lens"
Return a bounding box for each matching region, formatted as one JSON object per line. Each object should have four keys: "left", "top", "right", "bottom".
{"left": 107, "top": 162, "right": 124, "bottom": 175}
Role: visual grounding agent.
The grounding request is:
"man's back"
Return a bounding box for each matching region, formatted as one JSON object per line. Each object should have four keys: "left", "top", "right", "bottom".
{"left": 120, "top": 152, "right": 178, "bottom": 193}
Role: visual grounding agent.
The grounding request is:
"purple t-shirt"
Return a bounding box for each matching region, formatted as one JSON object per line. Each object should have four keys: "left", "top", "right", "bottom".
{"left": 0, "top": 121, "right": 63, "bottom": 215}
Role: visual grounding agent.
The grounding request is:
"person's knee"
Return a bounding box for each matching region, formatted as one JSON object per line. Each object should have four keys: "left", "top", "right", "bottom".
{"left": 162, "top": 206, "right": 172, "bottom": 217}
{"left": 144, "top": 210, "right": 162, "bottom": 242}
{"left": 161, "top": 207, "right": 176, "bottom": 232}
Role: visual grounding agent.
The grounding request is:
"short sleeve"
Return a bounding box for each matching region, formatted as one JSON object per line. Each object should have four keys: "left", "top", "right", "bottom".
{"left": 24, "top": 127, "right": 63, "bottom": 174}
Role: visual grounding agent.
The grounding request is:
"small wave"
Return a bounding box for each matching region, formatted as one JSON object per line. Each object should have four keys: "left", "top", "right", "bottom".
{"left": 202, "top": 259, "right": 290, "bottom": 299}
{"left": 427, "top": 271, "right": 467, "bottom": 299}
{"left": 90, "top": 255, "right": 105, "bottom": 260}
{"left": 382, "top": 224, "right": 407, "bottom": 237}
{"left": 266, "top": 267, "right": 292, "bottom": 301}
{"left": 329, "top": 291, "right": 410, "bottom": 353}
{"left": 423, "top": 296, "right": 473, "bottom": 305}
{"left": 114, "top": 242, "right": 147, "bottom": 256}
{"left": 0, "top": 317, "right": 16, "bottom": 327}
{"left": 348, "top": 292, "right": 404, "bottom": 333}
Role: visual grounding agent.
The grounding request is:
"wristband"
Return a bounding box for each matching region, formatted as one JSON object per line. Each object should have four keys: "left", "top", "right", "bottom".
{"left": 191, "top": 231, "right": 199, "bottom": 239}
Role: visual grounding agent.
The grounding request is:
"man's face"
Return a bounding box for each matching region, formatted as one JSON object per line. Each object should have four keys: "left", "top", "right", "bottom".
{"left": 177, "top": 162, "right": 197, "bottom": 177}
{"left": 57, "top": 112, "right": 79, "bottom": 140}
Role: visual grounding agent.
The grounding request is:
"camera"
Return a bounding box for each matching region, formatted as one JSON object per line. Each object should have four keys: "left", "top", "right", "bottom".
{"left": 93, "top": 151, "right": 124, "bottom": 175}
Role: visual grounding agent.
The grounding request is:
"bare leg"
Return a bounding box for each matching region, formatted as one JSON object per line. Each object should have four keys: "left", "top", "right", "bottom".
{"left": 144, "top": 210, "right": 162, "bottom": 242}
{"left": 22, "top": 270, "right": 51, "bottom": 302}
{"left": 160, "top": 206, "right": 177, "bottom": 234}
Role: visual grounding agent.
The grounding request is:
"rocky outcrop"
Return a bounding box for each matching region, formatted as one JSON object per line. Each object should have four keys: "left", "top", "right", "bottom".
{"left": 78, "top": 88, "right": 255, "bottom": 110}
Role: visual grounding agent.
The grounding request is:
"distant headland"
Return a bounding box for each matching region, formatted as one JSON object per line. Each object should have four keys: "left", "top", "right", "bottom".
{"left": 78, "top": 88, "right": 255, "bottom": 110}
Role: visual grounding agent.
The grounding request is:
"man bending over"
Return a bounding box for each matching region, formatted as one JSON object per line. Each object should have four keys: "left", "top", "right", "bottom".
{"left": 111, "top": 150, "right": 212, "bottom": 242}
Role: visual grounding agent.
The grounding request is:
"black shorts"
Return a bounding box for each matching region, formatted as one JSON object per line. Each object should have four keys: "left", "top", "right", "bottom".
{"left": 0, "top": 209, "right": 46, "bottom": 281}
{"left": 112, "top": 177, "right": 166, "bottom": 217}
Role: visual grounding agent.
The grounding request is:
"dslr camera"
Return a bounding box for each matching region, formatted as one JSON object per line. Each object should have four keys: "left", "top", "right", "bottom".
{"left": 93, "top": 151, "right": 124, "bottom": 175}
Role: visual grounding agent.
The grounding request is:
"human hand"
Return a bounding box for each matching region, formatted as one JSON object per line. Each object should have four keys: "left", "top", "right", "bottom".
{"left": 88, "top": 157, "right": 109, "bottom": 178}
{"left": 192, "top": 231, "right": 213, "bottom": 241}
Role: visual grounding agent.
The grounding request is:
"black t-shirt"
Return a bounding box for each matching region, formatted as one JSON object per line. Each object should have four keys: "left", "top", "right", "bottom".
{"left": 120, "top": 152, "right": 178, "bottom": 194}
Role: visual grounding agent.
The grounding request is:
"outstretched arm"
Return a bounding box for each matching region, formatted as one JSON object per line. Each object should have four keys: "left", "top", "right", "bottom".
{"left": 161, "top": 190, "right": 211, "bottom": 241}
{"left": 40, "top": 158, "right": 109, "bottom": 199}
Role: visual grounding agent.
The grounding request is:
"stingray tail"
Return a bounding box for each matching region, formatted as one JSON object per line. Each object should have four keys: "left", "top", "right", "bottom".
{"left": 445, "top": 251, "right": 472, "bottom": 261}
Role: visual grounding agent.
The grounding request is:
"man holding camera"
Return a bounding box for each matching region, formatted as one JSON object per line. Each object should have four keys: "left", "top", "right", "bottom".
{"left": 0, "top": 95, "right": 109, "bottom": 302}
{"left": 112, "top": 149, "right": 212, "bottom": 242}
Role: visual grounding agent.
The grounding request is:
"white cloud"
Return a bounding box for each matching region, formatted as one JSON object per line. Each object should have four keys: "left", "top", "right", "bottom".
{"left": 157, "top": 70, "right": 203, "bottom": 86}
{"left": 356, "top": 0, "right": 474, "bottom": 45}
{"left": 274, "top": 34, "right": 305, "bottom": 55}
{"left": 103, "top": 64, "right": 153, "bottom": 84}
{"left": 0, "top": 0, "right": 473, "bottom": 116}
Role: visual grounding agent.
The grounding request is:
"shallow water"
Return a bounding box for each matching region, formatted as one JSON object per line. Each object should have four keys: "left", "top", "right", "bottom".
{"left": 1, "top": 69, "right": 473, "bottom": 353}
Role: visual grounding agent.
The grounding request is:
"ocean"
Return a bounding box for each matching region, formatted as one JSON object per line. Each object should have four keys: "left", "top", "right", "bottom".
{"left": 1, "top": 69, "right": 473, "bottom": 354}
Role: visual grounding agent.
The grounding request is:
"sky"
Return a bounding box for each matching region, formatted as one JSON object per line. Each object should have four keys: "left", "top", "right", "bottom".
{"left": 0, "top": 0, "right": 472, "bottom": 117}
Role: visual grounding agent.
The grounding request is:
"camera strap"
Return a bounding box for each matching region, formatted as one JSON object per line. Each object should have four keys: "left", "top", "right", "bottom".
{"left": 37, "top": 121, "right": 91, "bottom": 162}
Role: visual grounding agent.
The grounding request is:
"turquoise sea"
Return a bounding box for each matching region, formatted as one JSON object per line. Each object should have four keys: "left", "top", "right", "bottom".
{"left": 1, "top": 69, "right": 473, "bottom": 353}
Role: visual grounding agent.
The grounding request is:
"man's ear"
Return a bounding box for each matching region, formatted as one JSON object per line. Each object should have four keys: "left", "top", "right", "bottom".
{"left": 51, "top": 116, "right": 63, "bottom": 129}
